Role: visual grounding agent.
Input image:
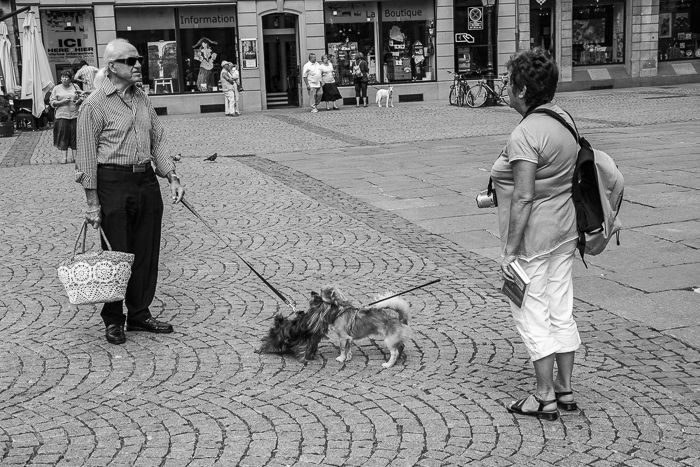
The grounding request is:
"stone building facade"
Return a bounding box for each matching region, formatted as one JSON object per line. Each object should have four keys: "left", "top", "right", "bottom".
{"left": 10, "top": 0, "right": 699, "bottom": 114}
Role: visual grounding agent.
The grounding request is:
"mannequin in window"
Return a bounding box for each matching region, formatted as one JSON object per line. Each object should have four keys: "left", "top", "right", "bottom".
{"left": 193, "top": 38, "right": 218, "bottom": 92}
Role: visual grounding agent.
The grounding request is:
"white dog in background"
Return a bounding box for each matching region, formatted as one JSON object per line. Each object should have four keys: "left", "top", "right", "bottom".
{"left": 375, "top": 86, "right": 394, "bottom": 108}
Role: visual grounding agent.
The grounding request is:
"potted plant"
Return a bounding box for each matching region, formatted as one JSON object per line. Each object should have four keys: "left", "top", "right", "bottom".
{"left": 0, "top": 94, "right": 14, "bottom": 137}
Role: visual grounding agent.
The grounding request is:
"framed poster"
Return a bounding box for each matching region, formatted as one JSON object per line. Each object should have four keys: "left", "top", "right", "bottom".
{"left": 40, "top": 8, "right": 98, "bottom": 82}
{"left": 241, "top": 38, "right": 257, "bottom": 69}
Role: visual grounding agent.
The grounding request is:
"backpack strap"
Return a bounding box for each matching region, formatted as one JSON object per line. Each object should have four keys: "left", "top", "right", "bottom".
{"left": 530, "top": 107, "right": 590, "bottom": 267}
{"left": 530, "top": 108, "right": 579, "bottom": 143}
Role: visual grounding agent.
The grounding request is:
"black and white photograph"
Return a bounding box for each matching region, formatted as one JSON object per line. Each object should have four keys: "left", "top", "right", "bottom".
{"left": 1, "top": 1, "right": 699, "bottom": 466}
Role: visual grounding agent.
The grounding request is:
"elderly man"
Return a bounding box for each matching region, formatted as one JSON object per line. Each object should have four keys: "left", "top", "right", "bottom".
{"left": 220, "top": 60, "right": 240, "bottom": 116}
{"left": 76, "top": 38, "right": 185, "bottom": 345}
{"left": 302, "top": 53, "right": 322, "bottom": 113}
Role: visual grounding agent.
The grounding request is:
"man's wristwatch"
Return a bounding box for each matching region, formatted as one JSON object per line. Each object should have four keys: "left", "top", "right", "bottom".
{"left": 169, "top": 173, "right": 181, "bottom": 184}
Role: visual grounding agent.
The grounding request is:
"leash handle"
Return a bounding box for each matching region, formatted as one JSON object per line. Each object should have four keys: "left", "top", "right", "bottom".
{"left": 363, "top": 279, "right": 441, "bottom": 307}
{"left": 181, "top": 198, "right": 297, "bottom": 313}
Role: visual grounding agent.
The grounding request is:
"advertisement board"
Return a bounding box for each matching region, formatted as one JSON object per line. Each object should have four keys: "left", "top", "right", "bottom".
{"left": 40, "top": 9, "right": 98, "bottom": 81}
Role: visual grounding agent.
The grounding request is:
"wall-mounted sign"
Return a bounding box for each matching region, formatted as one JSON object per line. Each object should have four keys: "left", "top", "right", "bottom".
{"left": 178, "top": 5, "right": 236, "bottom": 29}
{"left": 325, "top": 2, "right": 378, "bottom": 23}
{"left": 241, "top": 38, "right": 257, "bottom": 69}
{"left": 468, "top": 7, "right": 483, "bottom": 30}
{"left": 382, "top": 0, "right": 431, "bottom": 22}
{"left": 455, "top": 33, "right": 475, "bottom": 44}
{"left": 40, "top": 8, "right": 98, "bottom": 80}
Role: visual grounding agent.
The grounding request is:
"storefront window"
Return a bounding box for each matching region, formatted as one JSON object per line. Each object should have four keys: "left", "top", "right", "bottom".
{"left": 572, "top": 0, "right": 625, "bottom": 66}
{"left": 381, "top": 1, "right": 435, "bottom": 82}
{"left": 115, "top": 5, "right": 237, "bottom": 95}
{"left": 324, "top": 2, "right": 378, "bottom": 86}
{"left": 453, "top": 0, "right": 493, "bottom": 76}
{"left": 116, "top": 7, "right": 178, "bottom": 94}
{"left": 178, "top": 5, "right": 238, "bottom": 92}
{"left": 658, "top": 0, "right": 699, "bottom": 62}
{"left": 40, "top": 8, "right": 99, "bottom": 81}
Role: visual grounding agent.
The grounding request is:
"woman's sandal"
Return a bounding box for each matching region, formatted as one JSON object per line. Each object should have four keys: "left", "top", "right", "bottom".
{"left": 506, "top": 395, "right": 559, "bottom": 421}
{"left": 555, "top": 391, "right": 578, "bottom": 411}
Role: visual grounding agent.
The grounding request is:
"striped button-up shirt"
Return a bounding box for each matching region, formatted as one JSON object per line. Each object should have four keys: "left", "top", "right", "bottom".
{"left": 75, "top": 78, "right": 175, "bottom": 190}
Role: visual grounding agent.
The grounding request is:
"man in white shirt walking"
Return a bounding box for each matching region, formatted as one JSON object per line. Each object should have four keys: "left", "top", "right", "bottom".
{"left": 74, "top": 60, "right": 100, "bottom": 92}
{"left": 302, "top": 53, "right": 323, "bottom": 113}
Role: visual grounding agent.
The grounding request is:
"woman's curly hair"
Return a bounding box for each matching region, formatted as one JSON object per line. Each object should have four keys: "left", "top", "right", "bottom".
{"left": 506, "top": 48, "right": 558, "bottom": 109}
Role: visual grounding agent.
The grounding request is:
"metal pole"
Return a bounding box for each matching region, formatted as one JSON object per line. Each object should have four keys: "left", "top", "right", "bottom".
{"left": 0, "top": 5, "right": 30, "bottom": 22}
{"left": 485, "top": 4, "right": 496, "bottom": 106}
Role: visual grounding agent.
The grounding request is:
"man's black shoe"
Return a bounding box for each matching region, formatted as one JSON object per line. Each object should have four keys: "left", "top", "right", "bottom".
{"left": 105, "top": 324, "right": 126, "bottom": 345}
{"left": 126, "top": 317, "right": 174, "bottom": 334}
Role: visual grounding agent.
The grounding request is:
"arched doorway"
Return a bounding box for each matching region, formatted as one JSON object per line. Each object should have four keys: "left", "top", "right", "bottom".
{"left": 262, "top": 13, "right": 300, "bottom": 108}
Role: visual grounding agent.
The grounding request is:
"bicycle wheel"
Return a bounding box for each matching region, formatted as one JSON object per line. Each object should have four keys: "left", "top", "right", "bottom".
{"left": 467, "top": 83, "right": 488, "bottom": 108}
{"left": 449, "top": 86, "right": 457, "bottom": 106}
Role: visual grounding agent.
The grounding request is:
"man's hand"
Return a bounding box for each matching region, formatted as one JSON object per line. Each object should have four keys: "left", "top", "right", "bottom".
{"left": 86, "top": 205, "right": 101, "bottom": 229}
{"left": 170, "top": 179, "right": 184, "bottom": 204}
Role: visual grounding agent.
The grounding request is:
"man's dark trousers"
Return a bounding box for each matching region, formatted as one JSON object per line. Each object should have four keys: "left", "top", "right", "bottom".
{"left": 97, "top": 165, "right": 163, "bottom": 326}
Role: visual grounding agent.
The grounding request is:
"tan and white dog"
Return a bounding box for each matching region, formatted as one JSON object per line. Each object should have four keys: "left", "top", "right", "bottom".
{"left": 320, "top": 286, "right": 410, "bottom": 368}
{"left": 375, "top": 86, "right": 394, "bottom": 108}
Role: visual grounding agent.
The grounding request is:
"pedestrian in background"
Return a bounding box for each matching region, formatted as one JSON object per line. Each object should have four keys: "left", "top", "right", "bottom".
{"left": 319, "top": 54, "right": 341, "bottom": 110}
{"left": 353, "top": 52, "right": 369, "bottom": 107}
{"left": 74, "top": 60, "right": 100, "bottom": 92}
{"left": 76, "top": 38, "right": 185, "bottom": 345}
{"left": 220, "top": 61, "right": 240, "bottom": 116}
{"left": 302, "top": 53, "right": 322, "bottom": 113}
{"left": 50, "top": 70, "right": 82, "bottom": 164}
{"left": 491, "top": 48, "right": 581, "bottom": 421}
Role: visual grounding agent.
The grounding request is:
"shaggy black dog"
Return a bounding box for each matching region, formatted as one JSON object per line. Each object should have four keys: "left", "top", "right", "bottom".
{"left": 258, "top": 292, "right": 330, "bottom": 362}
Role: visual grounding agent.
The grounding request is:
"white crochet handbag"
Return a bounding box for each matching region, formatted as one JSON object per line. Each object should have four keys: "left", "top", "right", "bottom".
{"left": 58, "top": 221, "right": 135, "bottom": 305}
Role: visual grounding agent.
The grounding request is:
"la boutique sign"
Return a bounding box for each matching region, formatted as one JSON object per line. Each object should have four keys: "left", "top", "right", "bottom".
{"left": 382, "top": 8, "right": 427, "bottom": 21}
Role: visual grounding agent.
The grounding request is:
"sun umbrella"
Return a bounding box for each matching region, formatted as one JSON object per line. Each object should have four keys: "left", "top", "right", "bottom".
{"left": 0, "top": 22, "right": 18, "bottom": 96}
{"left": 20, "top": 11, "right": 53, "bottom": 117}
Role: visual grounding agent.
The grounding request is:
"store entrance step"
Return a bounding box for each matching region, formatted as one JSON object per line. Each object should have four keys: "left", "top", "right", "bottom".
{"left": 266, "top": 92, "right": 291, "bottom": 108}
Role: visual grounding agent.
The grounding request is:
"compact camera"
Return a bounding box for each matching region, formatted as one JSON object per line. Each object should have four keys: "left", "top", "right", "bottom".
{"left": 475, "top": 189, "right": 498, "bottom": 208}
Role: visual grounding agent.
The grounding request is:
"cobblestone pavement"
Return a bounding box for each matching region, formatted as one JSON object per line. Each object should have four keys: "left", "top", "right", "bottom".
{"left": 1, "top": 85, "right": 700, "bottom": 466}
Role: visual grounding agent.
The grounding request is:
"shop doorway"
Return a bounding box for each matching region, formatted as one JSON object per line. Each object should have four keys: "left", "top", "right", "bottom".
{"left": 530, "top": 0, "right": 555, "bottom": 57}
{"left": 262, "top": 13, "right": 300, "bottom": 108}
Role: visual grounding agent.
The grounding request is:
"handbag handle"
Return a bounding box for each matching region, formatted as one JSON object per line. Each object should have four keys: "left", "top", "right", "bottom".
{"left": 72, "top": 221, "right": 114, "bottom": 259}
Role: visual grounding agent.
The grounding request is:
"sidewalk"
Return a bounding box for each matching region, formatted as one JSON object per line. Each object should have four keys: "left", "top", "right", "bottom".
{"left": 0, "top": 84, "right": 698, "bottom": 466}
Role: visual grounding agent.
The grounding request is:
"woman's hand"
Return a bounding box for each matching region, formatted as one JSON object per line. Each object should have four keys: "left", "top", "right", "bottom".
{"left": 501, "top": 254, "right": 517, "bottom": 281}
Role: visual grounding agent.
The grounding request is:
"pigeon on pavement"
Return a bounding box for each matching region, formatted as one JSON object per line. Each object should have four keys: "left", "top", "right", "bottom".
{"left": 172, "top": 153, "right": 182, "bottom": 162}
{"left": 204, "top": 153, "right": 218, "bottom": 162}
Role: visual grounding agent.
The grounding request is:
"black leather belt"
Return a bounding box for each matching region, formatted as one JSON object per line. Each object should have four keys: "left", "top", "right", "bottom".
{"left": 98, "top": 162, "right": 152, "bottom": 173}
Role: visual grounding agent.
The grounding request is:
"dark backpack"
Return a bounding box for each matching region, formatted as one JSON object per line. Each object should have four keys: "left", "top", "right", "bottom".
{"left": 532, "top": 108, "right": 624, "bottom": 266}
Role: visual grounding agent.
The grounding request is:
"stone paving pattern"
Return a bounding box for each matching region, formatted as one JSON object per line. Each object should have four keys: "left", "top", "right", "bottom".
{"left": 1, "top": 84, "right": 699, "bottom": 466}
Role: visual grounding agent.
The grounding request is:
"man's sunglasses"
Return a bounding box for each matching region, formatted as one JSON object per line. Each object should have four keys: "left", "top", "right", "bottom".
{"left": 112, "top": 56, "right": 143, "bottom": 67}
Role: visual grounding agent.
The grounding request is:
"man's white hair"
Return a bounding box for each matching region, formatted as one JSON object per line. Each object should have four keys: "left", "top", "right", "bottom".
{"left": 103, "top": 38, "right": 133, "bottom": 63}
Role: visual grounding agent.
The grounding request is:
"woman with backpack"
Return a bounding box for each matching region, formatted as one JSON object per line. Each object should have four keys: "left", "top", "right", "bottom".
{"left": 352, "top": 52, "right": 369, "bottom": 107}
{"left": 49, "top": 70, "right": 84, "bottom": 164}
{"left": 490, "top": 49, "right": 581, "bottom": 422}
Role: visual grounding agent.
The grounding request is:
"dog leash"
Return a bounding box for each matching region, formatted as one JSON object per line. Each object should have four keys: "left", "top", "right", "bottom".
{"left": 362, "top": 279, "right": 441, "bottom": 307}
{"left": 181, "top": 198, "right": 297, "bottom": 313}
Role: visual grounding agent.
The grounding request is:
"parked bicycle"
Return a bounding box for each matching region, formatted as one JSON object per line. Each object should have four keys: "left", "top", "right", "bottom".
{"left": 447, "top": 70, "right": 472, "bottom": 107}
{"left": 467, "top": 73, "right": 510, "bottom": 108}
